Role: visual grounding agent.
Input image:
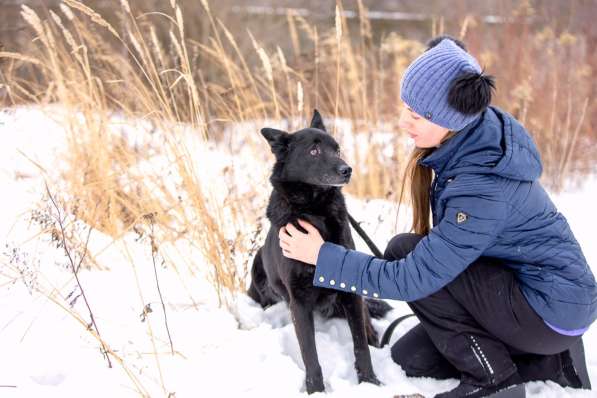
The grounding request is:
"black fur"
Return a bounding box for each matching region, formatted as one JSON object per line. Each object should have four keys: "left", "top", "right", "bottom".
{"left": 309, "top": 108, "right": 326, "bottom": 131}
{"left": 426, "top": 34, "right": 467, "bottom": 52}
{"left": 448, "top": 70, "right": 496, "bottom": 115}
{"left": 261, "top": 128, "right": 290, "bottom": 160}
{"left": 247, "top": 109, "right": 391, "bottom": 394}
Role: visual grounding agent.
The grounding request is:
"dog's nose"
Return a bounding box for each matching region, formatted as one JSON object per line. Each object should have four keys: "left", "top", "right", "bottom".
{"left": 338, "top": 165, "right": 352, "bottom": 177}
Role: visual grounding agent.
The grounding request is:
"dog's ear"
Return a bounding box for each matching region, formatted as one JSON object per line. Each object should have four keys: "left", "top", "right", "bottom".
{"left": 309, "top": 109, "right": 326, "bottom": 132}
{"left": 261, "top": 128, "right": 290, "bottom": 155}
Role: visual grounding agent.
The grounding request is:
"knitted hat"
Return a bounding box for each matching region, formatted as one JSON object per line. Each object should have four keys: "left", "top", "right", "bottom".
{"left": 400, "top": 36, "right": 496, "bottom": 131}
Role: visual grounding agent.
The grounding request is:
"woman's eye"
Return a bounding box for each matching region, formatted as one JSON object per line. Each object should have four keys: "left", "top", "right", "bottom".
{"left": 407, "top": 107, "right": 420, "bottom": 120}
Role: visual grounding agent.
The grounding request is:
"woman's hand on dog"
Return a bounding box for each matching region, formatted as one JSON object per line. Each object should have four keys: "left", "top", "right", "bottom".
{"left": 279, "top": 219, "right": 324, "bottom": 265}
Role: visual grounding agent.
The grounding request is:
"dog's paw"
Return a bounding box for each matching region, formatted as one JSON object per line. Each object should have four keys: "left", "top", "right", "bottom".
{"left": 305, "top": 375, "right": 325, "bottom": 394}
{"left": 358, "top": 374, "right": 383, "bottom": 386}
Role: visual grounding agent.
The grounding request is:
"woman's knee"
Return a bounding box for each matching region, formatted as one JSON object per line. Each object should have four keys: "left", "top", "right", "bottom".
{"left": 384, "top": 233, "right": 423, "bottom": 261}
{"left": 391, "top": 333, "right": 427, "bottom": 374}
{"left": 391, "top": 324, "right": 459, "bottom": 379}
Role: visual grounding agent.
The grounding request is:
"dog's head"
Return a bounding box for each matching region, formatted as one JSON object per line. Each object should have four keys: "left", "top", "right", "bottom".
{"left": 261, "top": 110, "right": 352, "bottom": 187}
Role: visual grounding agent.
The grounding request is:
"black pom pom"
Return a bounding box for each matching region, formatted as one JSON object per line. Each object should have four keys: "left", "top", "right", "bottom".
{"left": 447, "top": 71, "right": 496, "bottom": 115}
{"left": 426, "top": 35, "right": 468, "bottom": 52}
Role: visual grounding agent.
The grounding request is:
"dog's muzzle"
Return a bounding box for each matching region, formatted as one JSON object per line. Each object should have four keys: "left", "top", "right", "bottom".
{"left": 338, "top": 165, "right": 352, "bottom": 179}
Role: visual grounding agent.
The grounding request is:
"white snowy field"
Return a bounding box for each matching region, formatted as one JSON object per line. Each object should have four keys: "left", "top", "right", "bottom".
{"left": 1, "top": 106, "right": 596, "bottom": 398}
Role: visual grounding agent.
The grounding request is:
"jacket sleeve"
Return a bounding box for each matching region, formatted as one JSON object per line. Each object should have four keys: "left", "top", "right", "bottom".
{"left": 312, "top": 175, "right": 508, "bottom": 301}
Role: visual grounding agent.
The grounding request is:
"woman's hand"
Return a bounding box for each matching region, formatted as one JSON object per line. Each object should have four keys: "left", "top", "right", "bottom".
{"left": 278, "top": 219, "right": 324, "bottom": 265}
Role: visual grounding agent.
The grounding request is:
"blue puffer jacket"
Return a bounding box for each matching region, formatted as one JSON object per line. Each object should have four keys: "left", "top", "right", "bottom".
{"left": 314, "top": 106, "right": 597, "bottom": 330}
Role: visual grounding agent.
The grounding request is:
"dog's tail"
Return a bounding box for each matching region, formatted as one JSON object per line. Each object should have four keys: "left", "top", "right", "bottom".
{"left": 365, "top": 298, "right": 393, "bottom": 319}
{"left": 247, "top": 248, "right": 280, "bottom": 308}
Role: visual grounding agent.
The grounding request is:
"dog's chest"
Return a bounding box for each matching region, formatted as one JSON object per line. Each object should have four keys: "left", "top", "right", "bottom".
{"left": 309, "top": 217, "right": 335, "bottom": 241}
{"left": 287, "top": 266, "right": 339, "bottom": 304}
{"left": 298, "top": 215, "right": 344, "bottom": 243}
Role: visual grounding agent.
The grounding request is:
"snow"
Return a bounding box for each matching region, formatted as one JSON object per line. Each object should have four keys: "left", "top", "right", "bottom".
{"left": 1, "top": 106, "right": 596, "bottom": 397}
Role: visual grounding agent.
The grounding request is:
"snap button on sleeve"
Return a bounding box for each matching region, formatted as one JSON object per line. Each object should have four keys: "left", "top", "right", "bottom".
{"left": 329, "top": 280, "right": 335, "bottom": 286}
{"left": 319, "top": 276, "right": 325, "bottom": 283}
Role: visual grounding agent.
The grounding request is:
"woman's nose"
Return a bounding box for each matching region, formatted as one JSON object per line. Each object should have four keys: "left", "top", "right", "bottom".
{"left": 398, "top": 110, "right": 411, "bottom": 130}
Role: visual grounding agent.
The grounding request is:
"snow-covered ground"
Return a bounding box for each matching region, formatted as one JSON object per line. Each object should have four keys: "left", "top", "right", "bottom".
{"left": 1, "top": 106, "right": 596, "bottom": 397}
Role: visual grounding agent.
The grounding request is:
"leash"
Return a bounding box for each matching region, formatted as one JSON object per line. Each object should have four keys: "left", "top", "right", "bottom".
{"left": 380, "top": 313, "right": 417, "bottom": 347}
{"left": 346, "top": 212, "right": 420, "bottom": 348}
{"left": 346, "top": 212, "right": 419, "bottom": 340}
{"left": 347, "top": 212, "right": 383, "bottom": 258}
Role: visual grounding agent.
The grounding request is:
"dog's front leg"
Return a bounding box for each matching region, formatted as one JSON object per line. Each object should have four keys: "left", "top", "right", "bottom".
{"left": 338, "top": 293, "right": 382, "bottom": 386}
{"left": 289, "top": 298, "right": 325, "bottom": 394}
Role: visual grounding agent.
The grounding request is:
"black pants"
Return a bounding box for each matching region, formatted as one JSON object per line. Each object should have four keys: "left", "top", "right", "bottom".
{"left": 385, "top": 233, "right": 583, "bottom": 387}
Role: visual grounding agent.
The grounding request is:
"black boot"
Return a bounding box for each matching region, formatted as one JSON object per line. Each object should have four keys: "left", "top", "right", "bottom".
{"left": 513, "top": 338, "right": 592, "bottom": 390}
{"left": 560, "top": 338, "right": 591, "bottom": 390}
{"left": 434, "top": 372, "right": 525, "bottom": 398}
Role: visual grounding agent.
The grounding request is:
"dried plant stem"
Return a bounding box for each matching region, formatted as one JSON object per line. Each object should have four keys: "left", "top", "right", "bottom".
{"left": 557, "top": 97, "right": 589, "bottom": 190}
{"left": 40, "top": 288, "right": 148, "bottom": 396}
{"left": 334, "top": 4, "right": 342, "bottom": 134}
{"left": 45, "top": 183, "right": 112, "bottom": 368}
{"left": 148, "top": 218, "right": 175, "bottom": 355}
{"left": 120, "top": 241, "right": 168, "bottom": 394}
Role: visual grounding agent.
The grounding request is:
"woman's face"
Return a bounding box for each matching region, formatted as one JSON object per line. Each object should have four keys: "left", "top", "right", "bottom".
{"left": 398, "top": 104, "right": 451, "bottom": 148}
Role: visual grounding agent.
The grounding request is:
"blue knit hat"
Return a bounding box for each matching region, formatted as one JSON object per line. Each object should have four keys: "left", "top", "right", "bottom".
{"left": 400, "top": 37, "right": 495, "bottom": 131}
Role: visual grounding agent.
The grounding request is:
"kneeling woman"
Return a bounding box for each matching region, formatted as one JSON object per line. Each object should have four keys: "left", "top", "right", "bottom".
{"left": 278, "top": 36, "right": 596, "bottom": 398}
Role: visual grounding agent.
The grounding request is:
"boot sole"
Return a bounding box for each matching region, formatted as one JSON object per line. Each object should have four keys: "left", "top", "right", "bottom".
{"left": 487, "top": 383, "right": 525, "bottom": 398}
{"left": 394, "top": 384, "right": 525, "bottom": 398}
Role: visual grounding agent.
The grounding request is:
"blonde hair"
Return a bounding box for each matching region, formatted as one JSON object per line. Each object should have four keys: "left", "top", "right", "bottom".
{"left": 398, "top": 131, "right": 457, "bottom": 235}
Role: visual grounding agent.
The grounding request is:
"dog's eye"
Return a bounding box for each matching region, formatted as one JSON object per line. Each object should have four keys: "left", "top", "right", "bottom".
{"left": 310, "top": 146, "right": 321, "bottom": 156}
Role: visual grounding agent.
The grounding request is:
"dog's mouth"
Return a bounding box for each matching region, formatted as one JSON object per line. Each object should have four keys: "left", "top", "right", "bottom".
{"left": 310, "top": 174, "right": 351, "bottom": 187}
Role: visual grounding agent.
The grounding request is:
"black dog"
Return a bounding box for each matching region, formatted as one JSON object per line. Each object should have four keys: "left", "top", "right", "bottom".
{"left": 247, "top": 110, "right": 391, "bottom": 394}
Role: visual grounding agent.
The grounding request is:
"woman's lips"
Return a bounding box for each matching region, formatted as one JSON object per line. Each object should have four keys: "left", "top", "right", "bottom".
{"left": 408, "top": 132, "right": 417, "bottom": 138}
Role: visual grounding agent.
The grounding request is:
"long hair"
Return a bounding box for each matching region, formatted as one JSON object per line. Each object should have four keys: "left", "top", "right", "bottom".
{"left": 397, "top": 131, "right": 457, "bottom": 235}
